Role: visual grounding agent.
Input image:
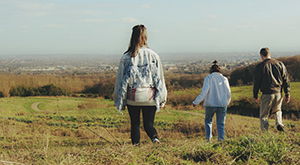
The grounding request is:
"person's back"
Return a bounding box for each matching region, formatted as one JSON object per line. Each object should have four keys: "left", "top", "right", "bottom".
{"left": 121, "top": 46, "right": 161, "bottom": 89}
{"left": 253, "top": 58, "right": 290, "bottom": 97}
{"left": 253, "top": 47, "right": 290, "bottom": 132}
{"left": 113, "top": 24, "right": 167, "bottom": 145}
{"left": 202, "top": 72, "right": 231, "bottom": 107}
{"left": 192, "top": 60, "right": 231, "bottom": 142}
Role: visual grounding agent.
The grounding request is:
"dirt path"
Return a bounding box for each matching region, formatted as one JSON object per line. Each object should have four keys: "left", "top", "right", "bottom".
{"left": 31, "top": 102, "right": 42, "bottom": 111}
{"left": 30, "top": 102, "right": 204, "bottom": 115}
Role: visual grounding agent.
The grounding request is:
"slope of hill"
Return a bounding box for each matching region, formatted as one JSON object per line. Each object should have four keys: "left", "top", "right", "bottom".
{"left": 0, "top": 97, "right": 299, "bottom": 164}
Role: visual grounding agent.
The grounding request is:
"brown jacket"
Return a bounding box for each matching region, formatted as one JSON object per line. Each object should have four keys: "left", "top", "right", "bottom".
{"left": 253, "top": 58, "right": 290, "bottom": 99}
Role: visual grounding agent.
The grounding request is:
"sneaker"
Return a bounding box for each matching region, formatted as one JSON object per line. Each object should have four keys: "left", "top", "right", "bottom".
{"left": 153, "top": 138, "right": 161, "bottom": 146}
{"left": 205, "top": 140, "right": 212, "bottom": 144}
{"left": 277, "top": 125, "right": 285, "bottom": 132}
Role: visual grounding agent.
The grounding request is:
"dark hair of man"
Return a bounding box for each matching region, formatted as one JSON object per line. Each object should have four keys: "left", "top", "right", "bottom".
{"left": 260, "top": 47, "right": 270, "bottom": 57}
{"left": 124, "top": 24, "right": 149, "bottom": 57}
{"left": 210, "top": 60, "right": 221, "bottom": 73}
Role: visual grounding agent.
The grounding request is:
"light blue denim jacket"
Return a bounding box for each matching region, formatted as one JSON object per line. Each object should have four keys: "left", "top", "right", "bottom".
{"left": 114, "top": 46, "right": 167, "bottom": 114}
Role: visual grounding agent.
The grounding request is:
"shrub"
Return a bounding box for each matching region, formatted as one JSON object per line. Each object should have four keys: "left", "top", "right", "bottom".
{"left": 168, "top": 90, "right": 198, "bottom": 107}
{"left": 278, "top": 55, "right": 300, "bottom": 81}
{"left": 9, "top": 84, "right": 69, "bottom": 97}
{"left": 228, "top": 97, "right": 300, "bottom": 120}
{"left": 229, "top": 64, "right": 256, "bottom": 86}
{"left": 38, "top": 84, "right": 69, "bottom": 96}
{"left": 282, "top": 98, "right": 300, "bottom": 120}
{"left": 10, "top": 85, "right": 40, "bottom": 96}
{"left": 83, "top": 78, "right": 115, "bottom": 99}
{"left": 228, "top": 97, "right": 260, "bottom": 117}
{"left": 166, "top": 75, "right": 205, "bottom": 91}
{"left": 230, "top": 55, "right": 300, "bottom": 86}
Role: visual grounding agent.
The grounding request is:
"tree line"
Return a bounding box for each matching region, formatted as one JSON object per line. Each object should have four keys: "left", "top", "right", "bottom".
{"left": 229, "top": 55, "right": 300, "bottom": 86}
{"left": 1, "top": 55, "right": 299, "bottom": 98}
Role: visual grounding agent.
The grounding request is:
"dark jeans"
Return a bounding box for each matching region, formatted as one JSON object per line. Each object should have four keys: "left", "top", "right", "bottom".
{"left": 127, "top": 105, "right": 158, "bottom": 145}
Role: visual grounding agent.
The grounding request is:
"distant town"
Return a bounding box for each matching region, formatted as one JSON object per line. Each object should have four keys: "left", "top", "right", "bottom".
{"left": 0, "top": 51, "right": 299, "bottom": 75}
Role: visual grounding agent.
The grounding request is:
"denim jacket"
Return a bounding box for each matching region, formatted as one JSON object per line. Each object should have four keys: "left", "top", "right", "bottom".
{"left": 114, "top": 46, "right": 167, "bottom": 114}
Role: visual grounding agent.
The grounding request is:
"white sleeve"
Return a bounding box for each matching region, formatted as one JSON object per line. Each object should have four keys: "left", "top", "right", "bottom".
{"left": 192, "top": 76, "right": 210, "bottom": 105}
{"left": 224, "top": 78, "right": 231, "bottom": 105}
{"left": 157, "top": 56, "right": 167, "bottom": 107}
{"left": 113, "top": 58, "right": 124, "bottom": 106}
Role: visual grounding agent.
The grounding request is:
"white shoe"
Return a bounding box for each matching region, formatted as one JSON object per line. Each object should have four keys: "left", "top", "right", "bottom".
{"left": 153, "top": 138, "right": 161, "bottom": 146}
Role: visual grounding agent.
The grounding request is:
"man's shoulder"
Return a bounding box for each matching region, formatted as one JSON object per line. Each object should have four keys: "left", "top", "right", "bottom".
{"left": 267, "top": 59, "right": 286, "bottom": 68}
{"left": 254, "top": 61, "right": 265, "bottom": 70}
{"left": 256, "top": 59, "right": 277, "bottom": 67}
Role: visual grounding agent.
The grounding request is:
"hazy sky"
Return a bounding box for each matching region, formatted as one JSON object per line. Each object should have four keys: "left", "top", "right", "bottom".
{"left": 0, "top": 0, "right": 300, "bottom": 55}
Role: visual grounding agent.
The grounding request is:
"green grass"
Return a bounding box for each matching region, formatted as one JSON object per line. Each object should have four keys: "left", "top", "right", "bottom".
{"left": 230, "top": 85, "right": 254, "bottom": 101}
{"left": 231, "top": 82, "right": 300, "bottom": 101}
{"left": 0, "top": 93, "right": 299, "bottom": 164}
{"left": 290, "top": 82, "right": 300, "bottom": 101}
{"left": 172, "top": 82, "right": 300, "bottom": 102}
{"left": 0, "top": 97, "right": 47, "bottom": 116}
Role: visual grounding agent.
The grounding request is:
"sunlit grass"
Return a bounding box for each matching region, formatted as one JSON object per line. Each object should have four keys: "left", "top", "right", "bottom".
{"left": 231, "top": 82, "right": 300, "bottom": 101}
{"left": 0, "top": 96, "right": 299, "bottom": 164}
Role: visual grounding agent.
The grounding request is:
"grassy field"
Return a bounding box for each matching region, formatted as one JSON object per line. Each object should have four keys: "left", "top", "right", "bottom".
{"left": 173, "top": 82, "right": 300, "bottom": 102}
{"left": 231, "top": 82, "right": 300, "bottom": 101}
{"left": 0, "top": 86, "right": 300, "bottom": 164}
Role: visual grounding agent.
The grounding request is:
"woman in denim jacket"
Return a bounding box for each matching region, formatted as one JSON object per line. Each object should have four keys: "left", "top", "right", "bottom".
{"left": 114, "top": 25, "right": 167, "bottom": 145}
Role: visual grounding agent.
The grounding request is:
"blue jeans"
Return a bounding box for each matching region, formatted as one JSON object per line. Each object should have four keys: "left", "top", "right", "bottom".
{"left": 205, "top": 107, "right": 227, "bottom": 141}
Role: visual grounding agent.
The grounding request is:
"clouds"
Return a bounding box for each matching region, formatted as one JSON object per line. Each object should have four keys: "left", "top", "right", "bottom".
{"left": 16, "top": 3, "right": 60, "bottom": 11}
{"left": 122, "top": 17, "right": 139, "bottom": 23}
{"left": 80, "top": 19, "right": 106, "bottom": 23}
{"left": 7, "top": 2, "right": 62, "bottom": 17}
{"left": 0, "top": 0, "right": 300, "bottom": 54}
{"left": 42, "top": 24, "right": 68, "bottom": 28}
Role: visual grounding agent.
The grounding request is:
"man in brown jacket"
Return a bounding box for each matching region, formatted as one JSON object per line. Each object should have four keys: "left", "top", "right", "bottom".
{"left": 253, "top": 47, "right": 290, "bottom": 132}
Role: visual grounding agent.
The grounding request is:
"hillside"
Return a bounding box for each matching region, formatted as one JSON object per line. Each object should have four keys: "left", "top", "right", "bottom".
{"left": 0, "top": 97, "right": 299, "bottom": 164}
{"left": 230, "top": 55, "right": 300, "bottom": 86}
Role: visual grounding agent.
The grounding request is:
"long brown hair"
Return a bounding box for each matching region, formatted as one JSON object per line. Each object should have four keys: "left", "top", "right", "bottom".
{"left": 125, "top": 24, "right": 148, "bottom": 57}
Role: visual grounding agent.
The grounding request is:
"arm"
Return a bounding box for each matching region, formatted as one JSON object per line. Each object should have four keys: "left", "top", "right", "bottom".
{"left": 157, "top": 56, "right": 167, "bottom": 107}
{"left": 193, "top": 76, "right": 210, "bottom": 106}
{"left": 253, "top": 65, "right": 262, "bottom": 101}
{"left": 281, "top": 63, "right": 290, "bottom": 97}
{"left": 224, "top": 78, "right": 231, "bottom": 105}
{"left": 113, "top": 57, "right": 125, "bottom": 106}
{"left": 281, "top": 62, "right": 291, "bottom": 103}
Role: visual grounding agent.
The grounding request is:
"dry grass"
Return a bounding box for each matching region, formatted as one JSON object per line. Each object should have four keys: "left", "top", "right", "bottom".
{"left": 0, "top": 74, "right": 112, "bottom": 97}
{"left": 0, "top": 96, "right": 300, "bottom": 164}
{"left": 1, "top": 111, "right": 299, "bottom": 164}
